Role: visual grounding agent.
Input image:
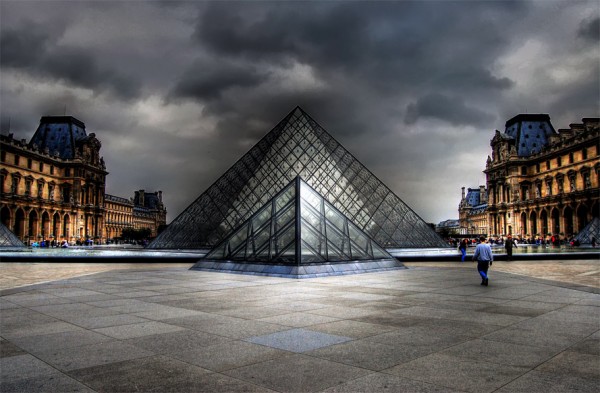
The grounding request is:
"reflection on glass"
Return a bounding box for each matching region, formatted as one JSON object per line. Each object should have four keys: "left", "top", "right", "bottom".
{"left": 154, "top": 109, "right": 446, "bottom": 250}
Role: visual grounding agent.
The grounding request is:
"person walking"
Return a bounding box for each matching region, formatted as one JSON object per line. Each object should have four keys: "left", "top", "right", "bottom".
{"left": 458, "top": 239, "right": 468, "bottom": 262}
{"left": 504, "top": 234, "right": 518, "bottom": 261}
{"left": 473, "top": 236, "right": 493, "bottom": 286}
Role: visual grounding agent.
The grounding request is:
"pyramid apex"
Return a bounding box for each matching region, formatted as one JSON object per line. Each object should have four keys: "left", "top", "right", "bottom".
{"left": 291, "top": 106, "right": 305, "bottom": 115}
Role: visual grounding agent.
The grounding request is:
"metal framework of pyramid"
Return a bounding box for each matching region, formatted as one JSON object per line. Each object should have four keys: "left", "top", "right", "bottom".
{"left": 574, "top": 217, "right": 600, "bottom": 244}
{"left": 150, "top": 107, "right": 447, "bottom": 250}
{"left": 0, "top": 222, "right": 25, "bottom": 248}
{"left": 191, "top": 177, "right": 403, "bottom": 277}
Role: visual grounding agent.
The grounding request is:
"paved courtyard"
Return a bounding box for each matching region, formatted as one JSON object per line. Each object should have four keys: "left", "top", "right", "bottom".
{"left": 1, "top": 262, "right": 599, "bottom": 392}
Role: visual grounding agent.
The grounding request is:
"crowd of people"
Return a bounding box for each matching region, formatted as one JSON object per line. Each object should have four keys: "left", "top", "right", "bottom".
{"left": 447, "top": 234, "right": 589, "bottom": 248}
{"left": 31, "top": 238, "right": 99, "bottom": 248}
{"left": 31, "top": 239, "right": 71, "bottom": 248}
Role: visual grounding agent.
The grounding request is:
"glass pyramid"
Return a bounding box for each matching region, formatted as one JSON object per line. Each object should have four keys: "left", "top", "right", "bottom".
{"left": 0, "top": 222, "right": 25, "bottom": 247}
{"left": 574, "top": 217, "right": 600, "bottom": 244}
{"left": 202, "top": 177, "right": 394, "bottom": 264}
{"left": 150, "top": 107, "right": 447, "bottom": 249}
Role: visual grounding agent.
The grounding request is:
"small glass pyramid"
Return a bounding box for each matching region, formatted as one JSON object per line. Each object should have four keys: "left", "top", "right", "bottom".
{"left": 0, "top": 222, "right": 25, "bottom": 247}
{"left": 574, "top": 217, "right": 600, "bottom": 244}
{"left": 150, "top": 107, "right": 447, "bottom": 249}
{"left": 202, "top": 177, "right": 394, "bottom": 264}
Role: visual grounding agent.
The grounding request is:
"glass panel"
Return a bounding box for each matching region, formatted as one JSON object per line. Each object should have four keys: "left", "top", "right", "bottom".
{"left": 325, "top": 222, "right": 349, "bottom": 256}
{"left": 300, "top": 200, "right": 322, "bottom": 232}
{"left": 349, "top": 239, "right": 369, "bottom": 259}
{"left": 275, "top": 185, "right": 295, "bottom": 212}
{"left": 230, "top": 241, "right": 247, "bottom": 259}
{"left": 300, "top": 182, "right": 322, "bottom": 212}
{"left": 274, "top": 242, "right": 296, "bottom": 263}
{"left": 252, "top": 206, "right": 271, "bottom": 231}
{"left": 252, "top": 224, "right": 271, "bottom": 251}
{"left": 205, "top": 242, "right": 226, "bottom": 259}
{"left": 301, "top": 224, "right": 325, "bottom": 256}
{"left": 301, "top": 241, "right": 325, "bottom": 263}
{"left": 326, "top": 240, "right": 344, "bottom": 261}
{"left": 276, "top": 205, "right": 295, "bottom": 231}
{"left": 228, "top": 226, "right": 248, "bottom": 252}
{"left": 275, "top": 225, "right": 295, "bottom": 255}
{"left": 372, "top": 242, "right": 390, "bottom": 259}
{"left": 324, "top": 205, "right": 345, "bottom": 232}
{"left": 348, "top": 224, "right": 368, "bottom": 252}
{"left": 256, "top": 243, "right": 271, "bottom": 259}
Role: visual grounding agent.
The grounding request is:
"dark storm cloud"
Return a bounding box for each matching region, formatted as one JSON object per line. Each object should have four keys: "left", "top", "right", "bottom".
{"left": 1, "top": 22, "right": 141, "bottom": 100}
{"left": 1, "top": 0, "right": 598, "bottom": 225}
{"left": 578, "top": 16, "right": 600, "bottom": 41}
{"left": 404, "top": 93, "right": 495, "bottom": 127}
{"left": 181, "top": 0, "right": 522, "bottom": 133}
{"left": 169, "top": 59, "right": 269, "bottom": 101}
{"left": 0, "top": 23, "right": 53, "bottom": 67}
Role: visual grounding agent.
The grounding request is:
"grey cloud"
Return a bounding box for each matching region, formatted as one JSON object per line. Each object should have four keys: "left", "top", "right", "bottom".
{"left": 1, "top": 0, "right": 597, "bottom": 225}
{"left": 1, "top": 23, "right": 141, "bottom": 100}
{"left": 0, "top": 24, "right": 52, "bottom": 67}
{"left": 185, "top": 0, "right": 520, "bottom": 135}
{"left": 434, "top": 68, "right": 514, "bottom": 92}
{"left": 404, "top": 93, "right": 495, "bottom": 127}
{"left": 169, "top": 60, "right": 270, "bottom": 102}
{"left": 578, "top": 16, "right": 599, "bottom": 41}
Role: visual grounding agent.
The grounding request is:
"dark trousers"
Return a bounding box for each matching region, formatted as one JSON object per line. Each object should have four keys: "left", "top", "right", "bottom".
{"left": 506, "top": 248, "right": 513, "bottom": 260}
{"left": 477, "top": 261, "right": 490, "bottom": 280}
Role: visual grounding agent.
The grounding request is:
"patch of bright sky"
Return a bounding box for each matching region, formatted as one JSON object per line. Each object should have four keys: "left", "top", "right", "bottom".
{"left": 270, "top": 61, "right": 326, "bottom": 92}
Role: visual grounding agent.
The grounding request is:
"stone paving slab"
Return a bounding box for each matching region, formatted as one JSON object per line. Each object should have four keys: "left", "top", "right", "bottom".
{"left": 0, "top": 263, "right": 598, "bottom": 392}
{"left": 245, "top": 328, "right": 352, "bottom": 353}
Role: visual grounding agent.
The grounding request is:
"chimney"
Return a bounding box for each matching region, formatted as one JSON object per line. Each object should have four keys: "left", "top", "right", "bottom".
{"left": 461, "top": 187, "right": 466, "bottom": 200}
{"left": 479, "top": 185, "right": 487, "bottom": 204}
{"left": 139, "top": 190, "right": 145, "bottom": 206}
{"left": 158, "top": 190, "right": 162, "bottom": 202}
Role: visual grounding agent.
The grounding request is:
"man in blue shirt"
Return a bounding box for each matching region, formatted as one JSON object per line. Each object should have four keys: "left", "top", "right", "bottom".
{"left": 472, "top": 236, "right": 493, "bottom": 286}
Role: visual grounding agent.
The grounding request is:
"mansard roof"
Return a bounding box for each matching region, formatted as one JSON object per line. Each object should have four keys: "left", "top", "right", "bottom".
{"left": 29, "top": 116, "right": 89, "bottom": 159}
{"left": 503, "top": 113, "right": 558, "bottom": 157}
{"left": 464, "top": 188, "right": 485, "bottom": 207}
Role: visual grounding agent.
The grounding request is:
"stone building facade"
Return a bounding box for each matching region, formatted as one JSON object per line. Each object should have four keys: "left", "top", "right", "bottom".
{"left": 132, "top": 190, "right": 166, "bottom": 237}
{"left": 484, "top": 115, "right": 599, "bottom": 239}
{"left": 458, "top": 186, "right": 488, "bottom": 235}
{"left": 104, "top": 190, "right": 167, "bottom": 241}
{"left": 1, "top": 116, "right": 166, "bottom": 244}
{"left": 104, "top": 194, "right": 134, "bottom": 241}
{"left": 1, "top": 117, "right": 107, "bottom": 244}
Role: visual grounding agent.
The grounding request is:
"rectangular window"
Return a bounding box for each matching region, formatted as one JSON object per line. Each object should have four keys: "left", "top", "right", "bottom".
{"left": 1, "top": 151, "right": 6, "bottom": 162}
{"left": 536, "top": 163, "right": 540, "bottom": 173}
{"left": 27, "top": 158, "right": 32, "bottom": 169}
{"left": 546, "top": 161, "right": 550, "bottom": 170}
{"left": 14, "top": 155, "right": 19, "bottom": 165}
{"left": 65, "top": 168, "right": 71, "bottom": 177}
{"left": 50, "top": 166, "right": 54, "bottom": 175}
{"left": 39, "top": 162, "right": 44, "bottom": 172}
{"left": 557, "top": 157, "right": 562, "bottom": 167}
{"left": 582, "top": 149, "right": 588, "bottom": 160}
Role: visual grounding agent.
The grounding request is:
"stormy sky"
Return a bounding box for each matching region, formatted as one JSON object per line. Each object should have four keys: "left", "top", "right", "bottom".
{"left": 1, "top": 0, "right": 598, "bottom": 225}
